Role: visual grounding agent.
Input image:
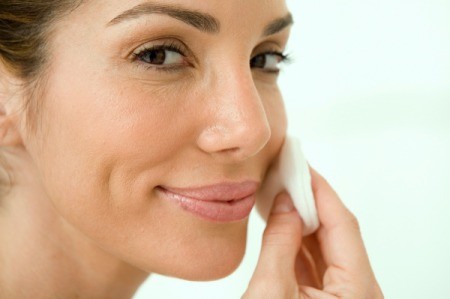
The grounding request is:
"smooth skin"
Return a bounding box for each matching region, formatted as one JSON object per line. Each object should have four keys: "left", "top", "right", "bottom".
{"left": 0, "top": 0, "right": 382, "bottom": 298}
{"left": 244, "top": 166, "right": 384, "bottom": 298}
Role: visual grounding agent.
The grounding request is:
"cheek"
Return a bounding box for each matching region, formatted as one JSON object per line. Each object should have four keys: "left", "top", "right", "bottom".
{"left": 24, "top": 69, "right": 251, "bottom": 279}
{"left": 30, "top": 66, "right": 193, "bottom": 205}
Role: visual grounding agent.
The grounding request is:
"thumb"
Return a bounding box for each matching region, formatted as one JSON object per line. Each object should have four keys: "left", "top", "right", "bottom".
{"left": 254, "top": 192, "right": 303, "bottom": 278}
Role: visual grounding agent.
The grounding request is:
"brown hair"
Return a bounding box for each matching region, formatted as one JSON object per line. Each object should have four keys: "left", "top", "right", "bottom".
{"left": 0, "top": 1, "right": 83, "bottom": 195}
{"left": 0, "top": 1, "right": 83, "bottom": 79}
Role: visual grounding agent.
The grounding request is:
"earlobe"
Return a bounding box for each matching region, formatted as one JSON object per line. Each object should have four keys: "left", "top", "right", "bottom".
{"left": 0, "top": 106, "right": 23, "bottom": 147}
{"left": 0, "top": 66, "right": 24, "bottom": 147}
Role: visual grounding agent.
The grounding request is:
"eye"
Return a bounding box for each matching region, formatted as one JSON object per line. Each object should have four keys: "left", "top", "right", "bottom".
{"left": 132, "top": 42, "right": 188, "bottom": 69}
{"left": 250, "top": 52, "right": 289, "bottom": 73}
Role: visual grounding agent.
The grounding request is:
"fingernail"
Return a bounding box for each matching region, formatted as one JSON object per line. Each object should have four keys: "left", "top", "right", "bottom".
{"left": 272, "top": 192, "right": 295, "bottom": 214}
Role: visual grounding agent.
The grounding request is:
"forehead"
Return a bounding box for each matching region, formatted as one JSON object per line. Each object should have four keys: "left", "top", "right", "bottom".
{"left": 70, "top": 0, "right": 290, "bottom": 32}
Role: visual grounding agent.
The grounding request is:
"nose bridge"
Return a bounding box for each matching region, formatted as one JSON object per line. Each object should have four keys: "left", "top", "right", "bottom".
{"left": 196, "top": 62, "right": 271, "bottom": 161}
{"left": 219, "top": 69, "right": 265, "bottom": 131}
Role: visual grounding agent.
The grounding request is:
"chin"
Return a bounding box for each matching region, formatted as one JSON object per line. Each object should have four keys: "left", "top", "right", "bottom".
{"left": 150, "top": 222, "right": 249, "bottom": 281}
{"left": 198, "top": 243, "right": 247, "bottom": 281}
{"left": 175, "top": 243, "right": 247, "bottom": 281}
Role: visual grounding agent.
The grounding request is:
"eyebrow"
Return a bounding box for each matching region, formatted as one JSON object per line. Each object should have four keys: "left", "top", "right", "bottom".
{"left": 263, "top": 13, "right": 294, "bottom": 36}
{"left": 107, "top": 2, "right": 293, "bottom": 36}
{"left": 107, "top": 3, "right": 220, "bottom": 33}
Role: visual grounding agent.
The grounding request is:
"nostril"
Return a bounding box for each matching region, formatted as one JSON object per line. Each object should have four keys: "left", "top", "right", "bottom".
{"left": 218, "top": 147, "right": 240, "bottom": 154}
{"left": 217, "top": 147, "right": 250, "bottom": 161}
{"left": 200, "top": 127, "right": 270, "bottom": 163}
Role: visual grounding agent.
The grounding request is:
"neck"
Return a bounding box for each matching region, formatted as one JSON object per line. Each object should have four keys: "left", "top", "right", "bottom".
{"left": 0, "top": 148, "right": 149, "bottom": 299}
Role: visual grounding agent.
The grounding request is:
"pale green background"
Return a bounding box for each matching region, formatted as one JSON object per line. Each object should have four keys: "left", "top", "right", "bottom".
{"left": 134, "top": 0, "right": 450, "bottom": 298}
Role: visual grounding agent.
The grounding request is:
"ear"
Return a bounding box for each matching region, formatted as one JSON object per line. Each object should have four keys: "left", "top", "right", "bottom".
{"left": 0, "top": 64, "right": 24, "bottom": 147}
{"left": 0, "top": 107, "right": 23, "bottom": 147}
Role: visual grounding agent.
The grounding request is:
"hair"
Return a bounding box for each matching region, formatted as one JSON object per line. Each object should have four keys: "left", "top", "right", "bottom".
{"left": 0, "top": 1, "right": 84, "bottom": 79}
{"left": 0, "top": 1, "right": 83, "bottom": 196}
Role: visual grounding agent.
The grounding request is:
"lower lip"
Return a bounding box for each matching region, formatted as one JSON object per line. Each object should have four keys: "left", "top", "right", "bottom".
{"left": 156, "top": 187, "right": 256, "bottom": 222}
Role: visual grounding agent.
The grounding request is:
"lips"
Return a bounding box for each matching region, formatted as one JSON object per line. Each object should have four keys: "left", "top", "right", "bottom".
{"left": 156, "top": 181, "right": 259, "bottom": 222}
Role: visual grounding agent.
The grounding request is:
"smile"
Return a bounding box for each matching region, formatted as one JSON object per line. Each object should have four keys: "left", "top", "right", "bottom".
{"left": 156, "top": 181, "right": 259, "bottom": 222}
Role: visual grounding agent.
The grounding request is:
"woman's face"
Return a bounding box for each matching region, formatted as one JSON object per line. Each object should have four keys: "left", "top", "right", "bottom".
{"left": 22, "top": 0, "right": 290, "bottom": 280}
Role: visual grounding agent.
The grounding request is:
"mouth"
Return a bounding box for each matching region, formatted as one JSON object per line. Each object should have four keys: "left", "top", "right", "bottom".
{"left": 156, "top": 181, "right": 259, "bottom": 222}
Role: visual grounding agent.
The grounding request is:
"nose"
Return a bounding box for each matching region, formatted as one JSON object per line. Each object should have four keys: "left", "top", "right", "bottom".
{"left": 196, "top": 67, "right": 271, "bottom": 163}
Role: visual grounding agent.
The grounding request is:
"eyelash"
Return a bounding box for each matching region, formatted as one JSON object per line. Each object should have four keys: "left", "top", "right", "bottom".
{"left": 131, "top": 41, "right": 189, "bottom": 72}
{"left": 253, "top": 51, "right": 291, "bottom": 74}
{"left": 131, "top": 42, "right": 291, "bottom": 73}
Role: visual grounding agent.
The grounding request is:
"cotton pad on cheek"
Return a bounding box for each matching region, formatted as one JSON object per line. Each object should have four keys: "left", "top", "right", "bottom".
{"left": 257, "top": 136, "right": 319, "bottom": 236}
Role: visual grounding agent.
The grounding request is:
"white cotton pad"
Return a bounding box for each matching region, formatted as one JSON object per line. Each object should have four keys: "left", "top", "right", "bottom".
{"left": 256, "top": 136, "right": 319, "bottom": 236}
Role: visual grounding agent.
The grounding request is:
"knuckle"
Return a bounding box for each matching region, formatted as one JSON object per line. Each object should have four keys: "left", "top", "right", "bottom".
{"left": 344, "top": 211, "right": 361, "bottom": 232}
{"left": 349, "top": 215, "right": 361, "bottom": 231}
{"left": 263, "top": 215, "right": 302, "bottom": 245}
{"left": 246, "top": 279, "right": 297, "bottom": 299}
{"left": 262, "top": 230, "right": 294, "bottom": 247}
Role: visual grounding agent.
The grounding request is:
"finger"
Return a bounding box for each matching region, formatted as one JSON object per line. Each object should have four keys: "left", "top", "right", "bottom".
{"left": 309, "top": 166, "right": 373, "bottom": 276}
{"left": 299, "top": 286, "right": 337, "bottom": 299}
{"left": 253, "top": 192, "right": 303, "bottom": 279}
{"left": 302, "top": 234, "right": 327, "bottom": 277}
{"left": 295, "top": 245, "right": 322, "bottom": 289}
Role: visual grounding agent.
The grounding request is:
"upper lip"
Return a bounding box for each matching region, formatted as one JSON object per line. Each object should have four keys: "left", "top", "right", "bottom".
{"left": 158, "top": 181, "right": 260, "bottom": 201}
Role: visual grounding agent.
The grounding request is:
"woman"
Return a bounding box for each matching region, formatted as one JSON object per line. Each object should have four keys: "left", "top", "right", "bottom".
{"left": 0, "top": 0, "right": 383, "bottom": 298}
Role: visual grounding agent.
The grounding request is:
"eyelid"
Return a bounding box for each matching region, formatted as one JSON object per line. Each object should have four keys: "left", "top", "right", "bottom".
{"left": 129, "top": 37, "right": 199, "bottom": 63}
{"left": 251, "top": 51, "right": 291, "bottom": 73}
{"left": 258, "top": 51, "right": 289, "bottom": 61}
{"left": 131, "top": 40, "right": 187, "bottom": 59}
{"left": 129, "top": 39, "right": 198, "bottom": 75}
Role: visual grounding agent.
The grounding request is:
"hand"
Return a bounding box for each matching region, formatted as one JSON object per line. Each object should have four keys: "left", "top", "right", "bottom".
{"left": 243, "top": 166, "right": 384, "bottom": 299}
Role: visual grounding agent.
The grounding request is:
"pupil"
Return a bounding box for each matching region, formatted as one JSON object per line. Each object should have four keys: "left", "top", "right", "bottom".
{"left": 251, "top": 55, "right": 266, "bottom": 68}
{"left": 144, "top": 49, "right": 166, "bottom": 65}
